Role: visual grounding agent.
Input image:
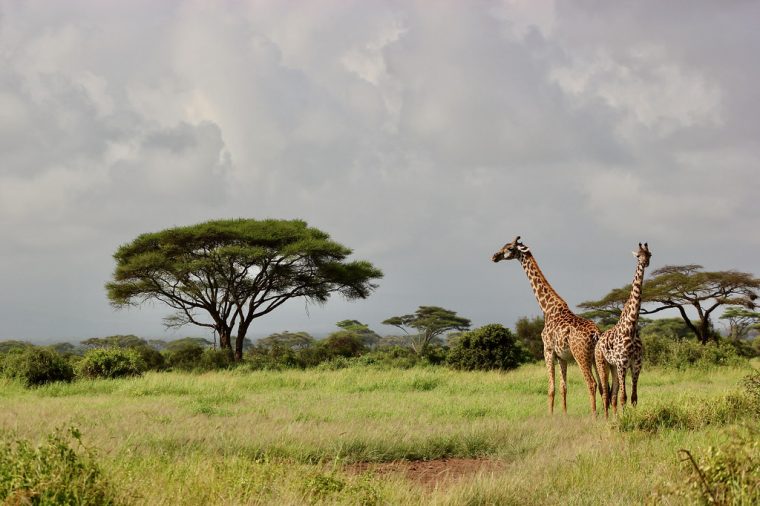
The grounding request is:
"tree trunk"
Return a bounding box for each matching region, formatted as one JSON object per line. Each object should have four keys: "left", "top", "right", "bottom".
{"left": 235, "top": 321, "right": 252, "bottom": 361}
{"left": 697, "top": 319, "right": 710, "bottom": 345}
{"left": 217, "top": 326, "right": 232, "bottom": 351}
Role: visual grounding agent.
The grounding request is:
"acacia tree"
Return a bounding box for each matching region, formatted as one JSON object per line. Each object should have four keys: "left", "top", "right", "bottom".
{"left": 579, "top": 265, "right": 759, "bottom": 345}
{"left": 257, "top": 331, "right": 315, "bottom": 351}
{"left": 720, "top": 307, "right": 760, "bottom": 340}
{"left": 335, "top": 320, "right": 381, "bottom": 348}
{"left": 382, "top": 306, "right": 471, "bottom": 356}
{"left": 106, "top": 219, "right": 382, "bottom": 360}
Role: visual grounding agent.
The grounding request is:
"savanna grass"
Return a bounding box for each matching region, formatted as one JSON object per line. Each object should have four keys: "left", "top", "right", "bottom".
{"left": 0, "top": 361, "right": 757, "bottom": 505}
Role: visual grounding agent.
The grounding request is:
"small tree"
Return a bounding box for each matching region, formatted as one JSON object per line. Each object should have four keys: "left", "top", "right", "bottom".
{"left": 514, "top": 316, "right": 544, "bottom": 362}
{"left": 321, "top": 331, "right": 366, "bottom": 358}
{"left": 720, "top": 307, "right": 760, "bottom": 340}
{"left": 447, "top": 324, "right": 526, "bottom": 371}
{"left": 639, "top": 318, "right": 692, "bottom": 341}
{"left": 106, "top": 219, "right": 382, "bottom": 360}
{"left": 335, "top": 320, "right": 380, "bottom": 348}
{"left": 81, "top": 335, "right": 147, "bottom": 349}
{"left": 580, "top": 265, "right": 760, "bottom": 345}
{"left": 383, "top": 306, "right": 471, "bottom": 356}
{"left": 256, "top": 331, "right": 315, "bottom": 351}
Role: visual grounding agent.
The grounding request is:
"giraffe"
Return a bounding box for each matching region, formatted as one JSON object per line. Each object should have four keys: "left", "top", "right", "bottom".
{"left": 595, "top": 242, "right": 651, "bottom": 418}
{"left": 492, "top": 236, "right": 600, "bottom": 416}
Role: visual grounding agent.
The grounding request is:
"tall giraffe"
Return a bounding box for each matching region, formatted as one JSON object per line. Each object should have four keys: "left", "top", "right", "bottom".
{"left": 492, "top": 236, "right": 600, "bottom": 416}
{"left": 595, "top": 242, "right": 651, "bottom": 417}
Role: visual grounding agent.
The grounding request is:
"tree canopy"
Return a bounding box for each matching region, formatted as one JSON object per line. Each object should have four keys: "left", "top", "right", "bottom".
{"left": 256, "top": 331, "right": 315, "bottom": 351}
{"left": 81, "top": 335, "right": 147, "bottom": 349}
{"left": 382, "top": 306, "right": 471, "bottom": 355}
{"left": 335, "top": 320, "right": 380, "bottom": 348}
{"left": 106, "top": 219, "right": 382, "bottom": 359}
{"left": 579, "top": 264, "right": 759, "bottom": 344}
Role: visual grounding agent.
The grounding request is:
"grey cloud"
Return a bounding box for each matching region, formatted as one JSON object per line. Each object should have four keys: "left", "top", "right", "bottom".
{"left": 0, "top": 0, "right": 757, "bottom": 341}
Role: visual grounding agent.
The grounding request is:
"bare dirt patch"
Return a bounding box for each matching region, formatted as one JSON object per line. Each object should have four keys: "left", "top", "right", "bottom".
{"left": 346, "top": 458, "right": 503, "bottom": 488}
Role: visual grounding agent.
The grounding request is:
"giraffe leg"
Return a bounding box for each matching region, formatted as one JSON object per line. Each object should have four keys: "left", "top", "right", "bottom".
{"left": 619, "top": 366, "right": 628, "bottom": 409}
{"left": 594, "top": 347, "right": 610, "bottom": 419}
{"left": 544, "top": 349, "right": 556, "bottom": 415}
{"left": 631, "top": 361, "right": 642, "bottom": 407}
{"left": 610, "top": 365, "right": 620, "bottom": 416}
{"left": 577, "top": 347, "right": 598, "bottom": 417}
{"left": 559, "top": 359, "right": 568, "bottom": 415}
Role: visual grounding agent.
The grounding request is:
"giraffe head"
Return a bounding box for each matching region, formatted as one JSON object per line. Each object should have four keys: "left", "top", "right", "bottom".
{"left": 492, "top": 236, "right": 530, "bottom": 262}
{"left": 632, "top": 242, "right": 652, "bottom": 268}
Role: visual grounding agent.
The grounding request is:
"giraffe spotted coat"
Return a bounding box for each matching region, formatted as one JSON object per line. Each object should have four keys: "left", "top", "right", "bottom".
{"left": 493, "top": 236, "right": 601, "bottom": 417}
{"left": 595, "top": 242, "right": 651, "bottom": 417}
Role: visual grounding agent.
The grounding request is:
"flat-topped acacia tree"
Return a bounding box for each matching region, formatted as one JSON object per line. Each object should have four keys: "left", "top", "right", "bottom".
{"left": 106, "top": 219, "right": 383, "bottom": 360}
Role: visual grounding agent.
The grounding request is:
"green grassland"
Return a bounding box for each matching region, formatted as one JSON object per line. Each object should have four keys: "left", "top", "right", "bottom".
{"left": 1, "top": 362, "right": 757, "bottom": 505}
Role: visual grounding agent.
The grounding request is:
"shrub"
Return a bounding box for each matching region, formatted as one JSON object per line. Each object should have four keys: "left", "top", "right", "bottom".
{"left": 246, "top": 344, "right": 301, "bottom": 370}
{"left": 77, "top": 348, "right": 146, "bottom": 379}
{"left": 654, "top": 436, "right": 760, "bottom": 505}
{"left": 2, "top": 347, "right": 74, "bottom": 387}
{"left": 743, "top": 370, "right": 760, "bottom": 416}
{"left": 641, "top": 332, "right": 672, "bottom": 367}
{"left": 321, "top": 331, "right": 367, "bottom": 358}
{"left": 315, "top": 356, "right": 353, "bottom": 371}
{"left": 617, "top": 393, "right": 754, "bottom": 433}
{"left": 135, "top": 345, "right": 166, "bottom": 371}
{"left": 0, "top": 427, "right": 115, "bottom": 505}
{"left": 514, "top": 316, "right": 545, "bottom": 362}
{"left": 164, "top": 343, "right": 206, "bottom": 371}
{"left": 295, "top": 345, "right": 331, "bottom": 368}
{"left": 355, "top": 346, "right": 423, "bottom": 369}
{"left": 0, "top": 340, "right": 34, "bottom": 354}
{"left": 199, "top": 348, "right": 235, "bottom": 371}
{"left": 642, "top": 334, "right": 747, "bottom": 369}
{"left": 447, "top": 324, "right": 527, "bottom": 371}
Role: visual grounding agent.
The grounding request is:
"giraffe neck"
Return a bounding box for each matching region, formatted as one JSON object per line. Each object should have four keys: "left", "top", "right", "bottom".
{"left": 618, "top": 259, "right": 647, "bottom": 331}
{"left": 519, "top": 253, "right": 569, "bottom": 317}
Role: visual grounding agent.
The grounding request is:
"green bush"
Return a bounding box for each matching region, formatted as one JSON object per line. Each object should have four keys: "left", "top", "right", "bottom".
{"left": 0, "top": 427, "right": 115, "bottom": 505}
{"left": 655, "top": 436, "right": 760, "bottom": 505}
{"left": 321, "top": 331, "right": 367, "bottom": 358}
{"left": 617, "top": 393, "right": 754, "bottom": 433}
{"left": 743, "top": 369, "right": 760, "bottom": 416}
{"left": 77, "top": 348, "right": 146, "bottom": 379}
{"left": 315, "top": 356, "right": 353, "bottom": 371}
{"left": 642, "top": 333, "right": 747, "bottom": 369}
{"left": 199, "top": 348, "right": 235, "bottom": 371}
{"left": 2, "top": 347, "right": 74, "bottom": 387}
{"left": 355, "top": 346, "right": 422, "bottom": 369}
{"left": 246, "top": 344, "right": 302, "bottom": 370}
{"left": 0, "top": 340, "right": 34, "bottom": 354}
{"left": 447, "top": 324, "right": 527, "bottom": 371}
{"left": 134, "top": 345, "right": 166, "bottom": 371}
{"left": 164, "top": 343, "right": 206, "bottom": 371}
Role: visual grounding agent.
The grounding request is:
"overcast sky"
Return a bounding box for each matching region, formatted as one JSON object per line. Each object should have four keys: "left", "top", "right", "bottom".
{"left": 1, "top": 0, "right": 758, "bottom": 344}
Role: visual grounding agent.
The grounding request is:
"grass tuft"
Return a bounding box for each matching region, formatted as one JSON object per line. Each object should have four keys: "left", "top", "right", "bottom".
{"left": 0, "top": 427, "right": 116, "bottom": 505}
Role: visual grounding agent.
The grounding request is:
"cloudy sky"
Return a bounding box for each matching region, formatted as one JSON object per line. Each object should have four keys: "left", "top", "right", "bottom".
{"left": 1, "top": 0, "right": 758, "bottom": 343}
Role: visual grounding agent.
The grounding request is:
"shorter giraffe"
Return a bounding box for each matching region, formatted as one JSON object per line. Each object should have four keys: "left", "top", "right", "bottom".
{"left": 595, "top": 242, "right": 651, "bottom": 417}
